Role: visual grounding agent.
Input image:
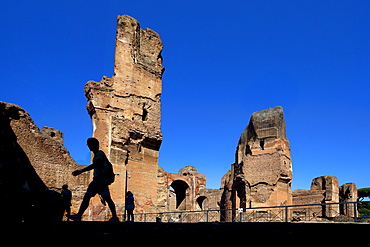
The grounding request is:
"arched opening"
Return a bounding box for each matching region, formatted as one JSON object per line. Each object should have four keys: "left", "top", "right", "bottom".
{"left": 170, "top": 180, "right": 189, "bottom": 210}
{"left": 236, "top": 180, "right": 247, "bottom": 209}
{"left": 196, "top": 196, "right": 207, "bottom": 210}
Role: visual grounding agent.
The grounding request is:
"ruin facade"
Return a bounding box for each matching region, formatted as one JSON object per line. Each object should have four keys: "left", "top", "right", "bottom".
{"left": 220, "top": 106, "right": 293, "bottom": 221}
{"left": 164, "top": 166, "right": 221, "bottom": 212}
{"left": 0, "top": 101, "right": 89, "bottom": 222}
{"left": 84, "top": 15, "right": 219, "bottom": 219}
{"left": 292, "top": 176, "right": 358, "bottom": 219}
{"left": 84, "top": 15, "right": 164, "bottom": 217}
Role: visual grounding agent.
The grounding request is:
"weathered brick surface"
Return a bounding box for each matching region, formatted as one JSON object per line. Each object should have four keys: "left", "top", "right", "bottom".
{"left": 293, "top": 176, "right": 358, "bottom": 218}
{"left": 0, "top": 101, "right": 89, "bottom": 216}
{"left": 84, "top": 15, "right": 164, "bottom": 217}
{"left": 83, "top": 16, "right": 221, "bottom": 219}
{"left": 220, "top": 106, "right": 293, "bottom": 221}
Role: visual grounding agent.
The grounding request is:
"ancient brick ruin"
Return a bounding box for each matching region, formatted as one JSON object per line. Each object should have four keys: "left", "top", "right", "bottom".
{"left": 0, "top": 101, "right": 89, "bottom": 222}
{"left": 164, "top": 166, "right": 221, "bottom": 212}
{"left": 83, "top": 15, "right": 219, "bottom": 219}
{"left": 0, "top": 15, "right": 358, "bottom": 222}
{"left": 219, "top": 107, "right": 357, "bottom": 221}
{"left": 84, "top": 15, "right": 165, "bottom": 217}
{"left": 220, "top": 106, "right": 293, "bottom": 221}
{"left": 292, "top": 176, "right": 357, "bottom": 219}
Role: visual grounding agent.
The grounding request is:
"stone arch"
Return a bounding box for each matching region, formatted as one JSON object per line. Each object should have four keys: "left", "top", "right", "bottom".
{"left": 170, "top": 180, "right": 190, "bottom": 210}
{"left": 234, "top": 178, "right": 251, "bottom": 209}
{"left": 196, "top": 196, "right": 208, "bottom": 210}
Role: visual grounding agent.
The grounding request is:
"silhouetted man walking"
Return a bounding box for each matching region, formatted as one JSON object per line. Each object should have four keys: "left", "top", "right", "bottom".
{"left": 69, "top": 138, "right": 118, "bottom": 222}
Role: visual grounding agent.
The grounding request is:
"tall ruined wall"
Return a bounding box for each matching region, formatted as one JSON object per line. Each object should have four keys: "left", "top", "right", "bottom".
{"left": 340, "top": 182, "right": 357, "bottom": 216}
{"left": 221, "top": 106, "right": 292, "bottom": 221}
{"left": 0, "top": 101, "right": 89, "bottom": 217}
{"left": 84, "top": 15, "right": 164, "bottom": 217}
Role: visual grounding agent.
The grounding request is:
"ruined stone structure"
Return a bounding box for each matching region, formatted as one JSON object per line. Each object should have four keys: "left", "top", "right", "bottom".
{"left": 340, "top": 182, "right": 358, "bottom": 216}
{"left": 220, "top": 106, "right": 292, "bottom": 221}
{"left": 0, "top": 100, "right": 217, "bottom": 221}
{"left": 163, "top": 166, "right": 221, "bottom": 212}
{"left": 292, "top": 176, "right": 358, "bottom": 218}
{"left": 83, "top": 15, "right": 220, "bottom": 219}
{"left": 220, "top": 107, "right": 357, "bottom": 221}
{"left": 84, "top": 15, "right": 164, "bottom": 217}
{"left": 221, "top": 106, "right": 292, "bottom": 220}
{"left": 2, "top": 15, "right": 360, "bottom": 223}
{"left": 0, "top": 101, "right": 89, "bottom": 222}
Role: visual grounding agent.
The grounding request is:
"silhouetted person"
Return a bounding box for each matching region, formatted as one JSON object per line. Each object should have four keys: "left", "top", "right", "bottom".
{"left": 125, "top": 191, "right": 135, "bottom": 222}
{"left": 69, "top": 138, "right": 118, "bottom": 222}
{"left": 61, "top": 184, "right": 72, "bottom": 219}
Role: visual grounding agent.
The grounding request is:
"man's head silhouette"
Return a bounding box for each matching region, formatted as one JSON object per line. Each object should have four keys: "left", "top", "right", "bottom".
{"left": 87, "top": 138, "right": 99, "bottom": 152}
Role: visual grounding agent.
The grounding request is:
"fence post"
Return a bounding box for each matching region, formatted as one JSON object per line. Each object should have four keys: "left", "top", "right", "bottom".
{"left": 353, "top": 202, "right": 358, "bottom": 222}
{"left": 206, "top": 210, "right": 209, "bottom": 222}
{"left": 285, "top": 206, "right": 289, "bottom": 222}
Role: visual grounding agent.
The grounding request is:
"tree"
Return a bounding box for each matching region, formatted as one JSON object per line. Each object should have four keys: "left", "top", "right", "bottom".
{"left": 358, "top": 188, "right": 370, "bottom": 216}
{"left": 358, "top": 187, "right": 370, "bottom": 201}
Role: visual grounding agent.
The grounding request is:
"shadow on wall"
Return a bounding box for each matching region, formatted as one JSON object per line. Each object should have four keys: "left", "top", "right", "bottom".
{"left": 0, "top": 102, "right": 63, "bottom": 223}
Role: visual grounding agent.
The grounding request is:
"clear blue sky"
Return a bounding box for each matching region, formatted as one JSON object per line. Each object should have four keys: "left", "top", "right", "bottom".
{"left": 1, "top": 1, "right": 369, "bottom": 190}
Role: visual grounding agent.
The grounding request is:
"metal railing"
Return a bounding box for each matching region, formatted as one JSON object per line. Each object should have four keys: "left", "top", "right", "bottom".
{"left": 133, "top": 201, "right": 366, "bottom": 223}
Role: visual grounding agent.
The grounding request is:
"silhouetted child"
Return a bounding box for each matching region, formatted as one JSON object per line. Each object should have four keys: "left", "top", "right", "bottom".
{"left": 61, "top": 184, "right": 72, "bottom": 219}
{"left": 125, "top": 191, "right": 135, "bottom": 222}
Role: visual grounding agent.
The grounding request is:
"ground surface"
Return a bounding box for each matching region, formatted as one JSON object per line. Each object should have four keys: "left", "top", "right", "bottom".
{"left": 3, "top": 221, "right": 369, "bottom": 244}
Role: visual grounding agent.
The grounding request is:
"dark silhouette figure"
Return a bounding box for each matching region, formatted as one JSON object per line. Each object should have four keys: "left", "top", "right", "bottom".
{"left": 125, "top": 191, "right": 135, "bottom": 222}
{"left": 61, "top": 184, "right": 72, "bottom": 218}
{"left": 69, "top": 138, "right": 118, "bottom": 222}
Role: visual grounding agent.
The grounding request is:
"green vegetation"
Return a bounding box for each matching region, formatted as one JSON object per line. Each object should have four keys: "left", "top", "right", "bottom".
{"left": 358, "top": 188, "right": 370, "bottom": 216}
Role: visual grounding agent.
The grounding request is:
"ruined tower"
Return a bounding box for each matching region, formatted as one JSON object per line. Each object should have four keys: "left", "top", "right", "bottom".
{"left": 221, "top": 106, "right": 292, "bottom": 221}
{"left": 84, "top": 15, "right": 164, "bottom": 217}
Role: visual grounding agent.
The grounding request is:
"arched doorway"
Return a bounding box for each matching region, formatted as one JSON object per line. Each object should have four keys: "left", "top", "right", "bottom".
{"left": 235, "top": 179, "right": 247, "bottom": 209}
{"left": 196, "top": 196, "right": 208, "bottom": 210}
{"left": 170, "top": 180, "right": 190, "bottom": 210}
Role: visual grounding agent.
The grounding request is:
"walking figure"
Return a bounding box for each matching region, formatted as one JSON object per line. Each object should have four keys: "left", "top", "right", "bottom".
{"left": 68, "top": 138, "right": 118, "bottom": 222}
{"left": 61, "top": 184, "right": 72, "bottom": 219}
{"left": 125, "top": 191, "right": 135, "bottom": 222}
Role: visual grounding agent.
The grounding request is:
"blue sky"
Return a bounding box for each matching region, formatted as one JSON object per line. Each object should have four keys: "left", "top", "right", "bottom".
{"left": 1, "top": 0, "right": 369, "bottom": 190}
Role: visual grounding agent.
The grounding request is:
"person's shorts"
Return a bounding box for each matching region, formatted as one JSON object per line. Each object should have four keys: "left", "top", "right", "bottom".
{"left": 86, "top": 179, "right": 110, "bottom": 197}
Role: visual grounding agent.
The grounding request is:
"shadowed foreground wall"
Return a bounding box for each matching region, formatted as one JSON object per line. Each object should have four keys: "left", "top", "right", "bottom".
{"left": 0, "top": 101, "right": 89, "bottom": 220}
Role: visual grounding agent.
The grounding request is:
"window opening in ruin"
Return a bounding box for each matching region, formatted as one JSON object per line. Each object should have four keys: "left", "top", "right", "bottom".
{"left": 259, "top": 139, "right": 265, "bottom": 150}
{"left": 245, "top": 145, "right": 252, "bottom": 155}
{"left": 142, "top": 108, "right": 148, "bottom": 121}
{"left": 196, "top": 196, "right": 207, "bottom": 210}
{"left": 170, "top": 180, "right": 189, "bottom": 209}
{"left": 50, "top": 132, "right": 55, "bottom": 137}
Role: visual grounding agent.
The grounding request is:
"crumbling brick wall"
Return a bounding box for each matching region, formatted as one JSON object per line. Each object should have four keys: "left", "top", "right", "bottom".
{"left": 163, "top": 166, "right": 206, "bottom": 212}
{"left": 84, "top": 15, "right": 164, "bottom": 218}
{"left": 0, "top": 101, "right": 89, "bottom": 217}
{"left": 220, "top": 106, "right": 293, "bottom": 221}
{"left": 293, "top": 176, "right": 358, "bottom": 218}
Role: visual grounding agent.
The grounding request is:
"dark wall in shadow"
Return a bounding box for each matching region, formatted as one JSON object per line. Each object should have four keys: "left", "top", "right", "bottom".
{"left": 0, "top": 102, "right": 63, "bottom": 223}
